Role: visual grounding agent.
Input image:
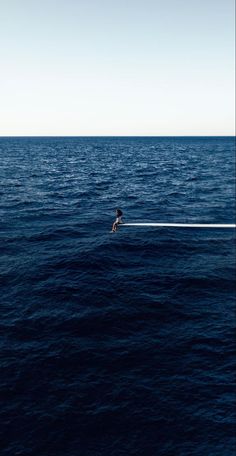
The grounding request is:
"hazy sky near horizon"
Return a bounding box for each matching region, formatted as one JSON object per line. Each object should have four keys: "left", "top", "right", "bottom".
{"left": 0, "top": 0, "right": 235, "bottom": 135}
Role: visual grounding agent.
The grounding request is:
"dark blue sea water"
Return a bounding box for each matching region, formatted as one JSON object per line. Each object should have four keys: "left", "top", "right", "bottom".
{"left": 1, "top": 136, "right": 235, "bottom": 456}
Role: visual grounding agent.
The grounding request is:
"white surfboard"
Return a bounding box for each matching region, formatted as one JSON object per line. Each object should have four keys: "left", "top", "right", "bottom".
{"left": 121, "top": 223, "right": 236, "bottom": 228}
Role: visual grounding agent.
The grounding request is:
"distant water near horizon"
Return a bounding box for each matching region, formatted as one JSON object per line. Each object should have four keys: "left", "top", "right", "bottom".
{"left": 1, "top": 136, "right": 235, "bottom": 456}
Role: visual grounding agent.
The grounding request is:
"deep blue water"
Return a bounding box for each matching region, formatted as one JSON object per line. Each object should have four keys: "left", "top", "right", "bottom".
{"left": 1, "top": 136, "right": 235, "bottom": 456}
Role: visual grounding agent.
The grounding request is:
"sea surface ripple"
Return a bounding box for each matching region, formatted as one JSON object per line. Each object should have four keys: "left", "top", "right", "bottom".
{"left": 0, "top": 137, "right": 235, "bottom": 455}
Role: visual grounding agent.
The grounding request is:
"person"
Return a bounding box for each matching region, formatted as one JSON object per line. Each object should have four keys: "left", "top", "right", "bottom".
{"left": 112, "top": 208, "right": 123, "bottom": 232}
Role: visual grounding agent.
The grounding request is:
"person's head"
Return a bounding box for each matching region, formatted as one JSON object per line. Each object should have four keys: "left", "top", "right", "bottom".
{"left": 116, "top": 208, "right": 123, "bottom": 216}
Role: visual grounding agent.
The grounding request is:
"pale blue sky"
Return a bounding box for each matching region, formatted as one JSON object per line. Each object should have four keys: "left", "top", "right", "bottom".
{"left": 0, "top": 0, "right": 235, "bottom": 135}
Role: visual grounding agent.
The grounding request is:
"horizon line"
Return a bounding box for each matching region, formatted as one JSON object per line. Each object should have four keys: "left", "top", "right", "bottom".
{"left": 0, "top": 135, "right": 235, "bottom": 138}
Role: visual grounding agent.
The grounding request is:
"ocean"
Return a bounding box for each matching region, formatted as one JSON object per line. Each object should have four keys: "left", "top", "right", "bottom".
{"left": 1, "top": 136, "right": 235, "bottom": 455}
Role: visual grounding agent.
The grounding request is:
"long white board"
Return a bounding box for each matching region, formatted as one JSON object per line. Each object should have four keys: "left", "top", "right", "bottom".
{"left": 122, "top": 223, "right": 236, "bottom": 228}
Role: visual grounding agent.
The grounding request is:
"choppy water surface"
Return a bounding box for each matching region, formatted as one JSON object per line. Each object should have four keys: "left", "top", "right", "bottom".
{"left": 1, "top": 137, "right": 235, "bottom": 455}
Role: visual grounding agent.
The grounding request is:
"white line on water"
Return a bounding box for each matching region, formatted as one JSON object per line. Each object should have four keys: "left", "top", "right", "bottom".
{"left": 122, "top": 223, "right": 236, "bottom": 228}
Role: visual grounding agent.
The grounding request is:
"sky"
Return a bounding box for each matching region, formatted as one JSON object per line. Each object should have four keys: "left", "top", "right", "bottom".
{"left": 0, "top": 0, "right": 235, "bottom": 136}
